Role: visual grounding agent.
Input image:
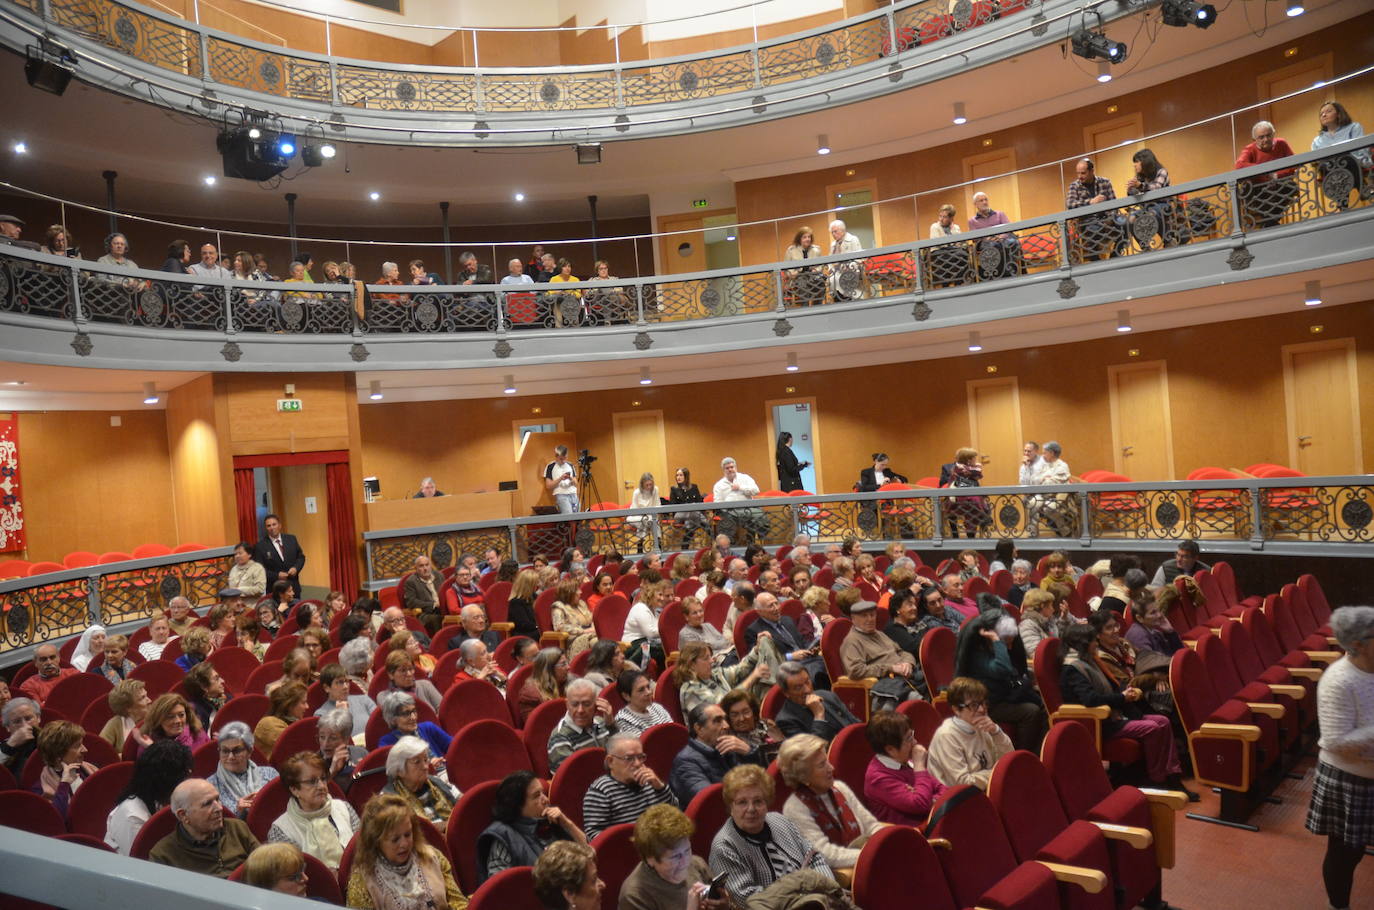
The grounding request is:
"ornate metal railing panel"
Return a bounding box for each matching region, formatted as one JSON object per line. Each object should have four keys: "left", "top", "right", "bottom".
{"left": 0, "top": 548, "right": 232, "bottom": 658}
{"left": 47, "top": 0, "right": 203, "bottom": 78}
{"left": 362, "top": 477, "right": 1374, "bottom": 585}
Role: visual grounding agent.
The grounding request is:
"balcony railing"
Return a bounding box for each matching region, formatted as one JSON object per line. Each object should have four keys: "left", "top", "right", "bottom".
{"left": 1, "top": 138, "right": 1369, "bottom": 342}
{"left": 361, "top": 476, "right": 1374, "bottom": 587}
{"left": 0, "top": 0, "right": 1109, "bottom": 141}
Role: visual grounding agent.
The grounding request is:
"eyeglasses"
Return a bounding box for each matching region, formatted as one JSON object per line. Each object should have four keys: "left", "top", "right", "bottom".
{"left": 284, "top": 867, "right": 306, "bottom": 883}
{"left": 395, "top": 706, "right": 418, "bottom": 716}
{"left": 295, "top": 777, "right": 327, "bottom": 788}
{"left": 611, "top": 753, "right": 647, "bottom": 764}
{"left": 219, "top": 745, "right": 248, "bottom": 757}
{"left": 955, "top": 701, "right": 987, "bottom": 712}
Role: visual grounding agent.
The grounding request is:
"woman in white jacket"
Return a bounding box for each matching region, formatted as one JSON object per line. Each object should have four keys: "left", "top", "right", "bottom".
{"left": 627, "top": 472, "right": 662, "bottom": 553}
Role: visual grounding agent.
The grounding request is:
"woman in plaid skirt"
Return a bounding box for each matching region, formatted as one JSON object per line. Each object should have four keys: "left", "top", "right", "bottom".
{"left": 1305, "top": 605, "right": 1374, "bottom": 910}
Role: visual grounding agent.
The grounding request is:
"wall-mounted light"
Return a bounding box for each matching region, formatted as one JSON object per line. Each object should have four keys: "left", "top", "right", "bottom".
{"left": 1304, "top": 280, "right": 1322, "bottom": 306}
{"left": 1117, "top": 309, "right": 1133, "bottom": 333}
{"left": 1309, "top": 324, "right": 1324, "bottom": 334}
{"left": 368, "top": 191, "right": 380, "bottom": 201}
{"left": 816, "top": 134, "right": 831, "bottom": 156}
{"left": 1128, "top": 348, "right": 1141, "bottom": 357}
{"left": 531, "top": 406, "right": 542, "bottom": 415}
{"left": 952, "top": 101, "right": 967, "bottom": 125}
{"left": 1286, "top": 3, "right": 1304, "bottom": 16}
{"left": 785, "top": 352, "right": 799, "bottom": 372}
{"left": 1096, "top": 61, "right": 1113, "bottom": 83}
{"left": 967, "top": 331, "right": 983, "bottom": 352}
{"left": 985, "top": 365, "right": 998, "bottom": 374}
{"left": 503, "top": 375, "right": 517, "bottom": 394}
{"left": 368, "top": 380, "right": 383, "bottom": 401}
{"left": 142, "top": 381, "right": 159, "bottom": 405}
{"left": 202, "top": 175, "right": 217, "bottom": 186}
{"left": 639, "top": 366, "right": 652, "bottom": 386}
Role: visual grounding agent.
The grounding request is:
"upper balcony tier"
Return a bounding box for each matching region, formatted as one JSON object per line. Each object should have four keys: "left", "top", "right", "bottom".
{"left": 1, "top": 137, "right": 1370, "bottom": 379}
{"left": 0, "top": 0, "right": 1279, "bottom": 143}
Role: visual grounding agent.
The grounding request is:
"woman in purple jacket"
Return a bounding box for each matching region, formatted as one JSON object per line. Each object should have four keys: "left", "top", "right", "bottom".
{"left": 862, "top": 710, "right": 945, "bottom": 826}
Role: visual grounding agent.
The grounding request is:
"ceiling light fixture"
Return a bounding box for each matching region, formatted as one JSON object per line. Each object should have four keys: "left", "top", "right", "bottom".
{"left": 952, "top": 101, "right": 967, "bottom": 125}
{"left": 816, "top": 134, "right": 831, "bottom": 156}
{"left": 575, "top": 142, "right": 602, "bottom": 165}
{"left": 514, "top": 192, "right": 526, "bottom": 202}
{"left": 1286, "top": 3, "right": 1304, "bottom": 16}
{"left": 369, "top": 191, "right": 380, "bottom": 201}
{"left": 1071, "top": 29, "right": 1127, "bottom": 65}
{"left": 503, "top": 375, "right": 517, "bottom": 395}
{"left": 142, "top": 381, "right": 159, "bottom": 405}
{"left": 1304, "top": 280, "right": 1322, "bottom": 306}
{"left": 368, "top": 380, "right": 383, "bottom": 400}
{"left": 639, "top": 367, "right": 652, "bottom": 386}
{"left": 785, "top": 352, "right": 799, "bottom": 372}
{"left": 12, "top": 141, "right": 27, "bottom": 154}
{"left": 1096, "top": 61, "right": 1113, "bottom": 83}
{"left": 1116, "top": 309, "right": 1133, "bottom": 333}
{"left": 1162, "top": 0, "right": 1217, "bottom": 29}
{"left": 967, "top": 331, "right": 983, "bottom": 352}
{"left": 203, "top": 175, "right": 216, "bottom": 186}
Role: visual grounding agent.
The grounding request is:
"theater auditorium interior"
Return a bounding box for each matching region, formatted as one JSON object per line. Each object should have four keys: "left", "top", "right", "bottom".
{"left": 0, "top": 0, "right": 1371, "bottom": 907}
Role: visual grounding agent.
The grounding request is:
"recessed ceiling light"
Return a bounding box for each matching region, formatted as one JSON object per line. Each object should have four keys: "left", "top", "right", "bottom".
{"left": 952, "top": 101, "right": 967, "bottom": 125}
{"left": 368, "top": 380, "right": 383, "bottom": 400}
{"left": 12, "top": 141, "right": 27, "bottom": 154}
{"left": 203, "top": 175, "right": 216, "bottom": 186}
{"left": 142, "top": 381, "right": 160, "bottom": 404}
{"left": 3, "top": 380, "right": 27, "bottom": 386}
{"left": 514, "top": 192, "right": 526, "bottom": 202}
{"left": 1286, "top": 3, "right": 1304, "bottom": 17}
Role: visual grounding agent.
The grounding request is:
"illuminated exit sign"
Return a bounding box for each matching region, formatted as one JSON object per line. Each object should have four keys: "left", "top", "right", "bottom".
{"left": 276, "top": 399, "right": 303, "bottom": 412}
{"left": 691, "top": 199, "right": 708, "bottom": 208}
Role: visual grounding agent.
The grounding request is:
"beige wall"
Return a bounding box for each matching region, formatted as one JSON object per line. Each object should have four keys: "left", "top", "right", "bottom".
{"left": 164, "top": 374, "right": 236, "bottom": 548}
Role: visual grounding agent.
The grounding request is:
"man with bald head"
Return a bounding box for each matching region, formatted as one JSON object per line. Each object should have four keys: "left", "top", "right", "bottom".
{"left": 403, "top": 554, "right": 443, "bottom": 633}
{"left": 745, "top": 592, "right": 826, "bottom": 687}
{"left": 149, "top": 778, "right": 259, "bottom": 877}
{"left": 446, "top": 603, "right": 501, "bottom": 653}
{"left": 381, "top": 606, "right": 430, "bottom": 648}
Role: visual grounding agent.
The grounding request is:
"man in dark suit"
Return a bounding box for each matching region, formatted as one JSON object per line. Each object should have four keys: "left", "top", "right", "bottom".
{"left": 743, "top": 592, "right": 828, "bottom": 687}
{"left": 775, "top": 661, "right": 858, "bottom": 741}
{"left": 254, "top": 513, "right": 306, "bottom": 600}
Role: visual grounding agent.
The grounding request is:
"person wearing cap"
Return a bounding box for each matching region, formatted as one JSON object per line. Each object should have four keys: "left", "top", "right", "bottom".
{"left": 839, "top": 599, "right": 922, "bottom": 710}
{"left": 0, "top": 214, "right": 40, "bottom": 251}
{"left": 218, "top": 588, "right": 247, "bottom": 618}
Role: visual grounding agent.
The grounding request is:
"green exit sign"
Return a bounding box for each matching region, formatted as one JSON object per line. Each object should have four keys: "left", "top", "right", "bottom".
{"left": 691, "top": 199, "right": 708, "bottom": 208}
{"left": 276, "top": 398, "right": 303, "bottom": 412}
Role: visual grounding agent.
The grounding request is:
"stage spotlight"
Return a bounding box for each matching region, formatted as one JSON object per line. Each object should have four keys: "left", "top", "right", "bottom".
{"left": 25, "top": 40, "right": 76, "bottom": 95}
{"left": 277, "top": 135, "right": 297, "bottom": 157}
{"left": 575, "top": 143, "right": 602, "bottom": 165}
{"left": 1162, "top": 0, "right": 1216, "bottom": 29}
{"left": 247, "top": 126, "right": 262, "bottom": 139}
{"left": 1071, "top": 30, "right": 1127, "bottom": 65}
{"left": 301, "top": 142, "right": 336, "bottom": 167}
{"left": 216, "top": 128, "right": 289, "bottom": 181}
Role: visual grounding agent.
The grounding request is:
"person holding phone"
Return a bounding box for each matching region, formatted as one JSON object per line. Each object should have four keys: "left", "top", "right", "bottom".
{"left": 775, "top": 432, "right": 810, "bottom": 493}
{"left": 621, "top": 803, "right": 731, "bottom": 910}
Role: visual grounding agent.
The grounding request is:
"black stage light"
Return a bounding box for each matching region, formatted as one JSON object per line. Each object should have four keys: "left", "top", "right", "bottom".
{"left": 25, "top": 40, "right": 76, "bottom": 95}
{"left": 216, "top": 128, "right": 289, "bottom": 181}
{"left": 1071, "top": 29, "right": 1128, "bottom": 65}
{"left": 1162, "top": 0, "right": 1217, "bottom": 29}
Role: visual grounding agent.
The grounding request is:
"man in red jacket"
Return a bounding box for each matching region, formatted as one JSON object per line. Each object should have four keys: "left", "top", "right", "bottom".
{"left": 1236, "top": 120, "right": 1297, "bottom": 229}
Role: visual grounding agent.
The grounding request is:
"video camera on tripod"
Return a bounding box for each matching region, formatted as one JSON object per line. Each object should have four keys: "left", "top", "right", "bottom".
{"left": 577, "top": 448, "right": 597, "bottom": 479}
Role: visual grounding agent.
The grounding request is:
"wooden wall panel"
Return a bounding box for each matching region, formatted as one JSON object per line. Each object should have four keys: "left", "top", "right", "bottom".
{"left": 270, "top": 464, "right": 331, "bottom": 595}
{"left": 16, "top": 410, "right": 176, "bottom": 563}
{"left": 164, "top": 374, "right": 235, "bottom": 548}
{"left": 224, "top": 374, "right": 352, "bottom": 456}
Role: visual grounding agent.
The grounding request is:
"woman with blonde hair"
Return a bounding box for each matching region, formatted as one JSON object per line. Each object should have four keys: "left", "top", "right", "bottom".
{"left": 778, "top": 733, "right": 881, "bottom": 871}
{"left": 388, "top": 630, "right": 436, "bottom": 676}
{"left": 345, "top": 793, "right": 468, "bottom": 909}
{"left": 628, "top": 472, "right": 663, "bottom": 553}
{"left": 243, "top": 842, "right": 311, "bottom": 897}
{"left": 675, "top": 640, "right": 773, "bottom": 715}
{"left": 507, "top": 568, "right": 542, "bottom": 640}
{"left": 551, "top": 579, "right": 596, "bottom": 657}
{"left": 518, "top": 648, "right": 570, "bottom": 723}
{"left": 100, "top": 679, "right": 151, "bottom": 752}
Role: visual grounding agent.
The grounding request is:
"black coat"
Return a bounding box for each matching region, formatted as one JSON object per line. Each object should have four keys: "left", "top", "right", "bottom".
{"left": 858, "top": 466, "right": 908, "bottom": 493}
{"left": 776, "top": 446, "right": 807, "bottom": 493}
{"left": 253, "top": 533, "right": 307, "bottom": 599}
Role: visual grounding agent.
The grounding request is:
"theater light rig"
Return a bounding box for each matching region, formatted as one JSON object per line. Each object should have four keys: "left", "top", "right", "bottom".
{"left": 1071, "top": 29, "right": 1128, "bottom": 65}
{"left": 216, "top": 111, "right": 337, "bottom": 182}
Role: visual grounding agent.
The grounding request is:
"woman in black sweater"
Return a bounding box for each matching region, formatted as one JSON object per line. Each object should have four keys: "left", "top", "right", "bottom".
{"left": 775, "top": 431, "right": 809, "bottom": 492}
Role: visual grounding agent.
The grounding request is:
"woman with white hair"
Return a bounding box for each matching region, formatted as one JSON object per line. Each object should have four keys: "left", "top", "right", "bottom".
{"left": 377, "top": 690, "right": 451, "bottom": 759}
{"left": 827, "top": 218, "right": 864, "bottom": 301}
{"left": 381, "top": 735, "right": 461, "bottom": 831}
{"left": 1306, "top": 605, "right": 1374, "bottom": 910}
{"left": 779, "top": 733, "right": 881, "bottom": 872}
{"left": 452, "top": 638, "right": 507, "bottom": 689}
{"left": 208, "top": 720, "right": 279, "bottom": 818}
{"left": 70, "top": 625, "right": 107, "bottom": 672}
{"left": 339, "top": 636, "right": 375, "bottom": 690}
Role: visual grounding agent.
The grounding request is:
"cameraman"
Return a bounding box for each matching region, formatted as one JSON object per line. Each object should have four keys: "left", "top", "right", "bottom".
{"left": 545, "top": 444, "right": 580, "bottom": 514}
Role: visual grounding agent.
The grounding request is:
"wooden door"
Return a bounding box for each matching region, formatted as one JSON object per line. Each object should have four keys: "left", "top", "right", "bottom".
{"left": 270, "top": 464, "right": 331, "bottom": 597}
{"left": 1083, "top": 114, "right": 1145, "bottom": 190}
{"left": 966, "top": 378, "right": 1023, "bottom": 486}
{"left": 1283, "top": 340, "right": 1363, "bottom": 475}
{"left": 962, "top": 149, "right": 1021, "bottom": 224}
{"left": 657, "top": 213, "right": 707, "bottom": 276}
{"left": 825, "top": 178, "right": 882, "bottom": 248}
{"left": 612, "top": 411, "right": 669, "bottom": 504}
{"left": 1107, "top": 362, "right": 1176, "bottom": 480}
{"left": 1258, "top": 55, "right": 1333, "bottom": 146}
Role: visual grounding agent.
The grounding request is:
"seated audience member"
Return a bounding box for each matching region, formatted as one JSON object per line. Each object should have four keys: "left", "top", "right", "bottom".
{"left": 105, "top": 739, "right": 192, "bottom": 855}
{"left": 404, "top": 555, "right": 445, "bottom": 634}
{"left": 511, "top": 636, "right": 540, "bottom": 668}
{"left": 1066, "top": 157, "right": 1119, "bottom": 260}
{"left": 1150, "top": 539, "right": 1210, "bottom": 587}
{"left": 797, "top": 585, "right": 834, "bottom": 646}
{"left": 100, "top": 679, "right": 151, "bottom": 753}
{"left": 775, "top": 660, "right": 859, "bottom": 741}
{"left": 477, "top": 769, "right": 587, "bottom": 884}
{"left": 205, "top": 603, "right": 237, "bottom": 651}
{"left": 744, "top": 592, "right": 823, "bottom": 687}
{"left": 255, "top": 683, "right": 307, "bottom": 757}
{"left": 183, "top": 661, "right": 228, "bottom": 731}
{"left": 345, "top": 794, "right": 468, "bottom": 909}
{"left": 678, "top": 596, "right": 733, "bottom": 663}
{"left": 242, "top": 842, "right": 311, "bottom": 898}
{"left": 548, "top": 257, "right": 583, "bottom": 327}
{"left": 954, "top": 611, "right": 1047, "bottom": 752}
{"left": 615, "top": 669, "right": 674, "bottom": 737}
{"left": 316, "top": 706, "right": 366, "bottom": 792}
{"left": 863, "top": 710, "right": 945, "bottom": 826}
{"left": 164, "top": 596, "right": 196, "bottom": 637}
{"left": 236, "top": 615, "right": 268, "bottom": 660}
{"left": 139, "top": 693, "right": 209, "bottom": 757}
{"left": 1038, "top": 550, "right": 1080, "bottom": 591}
{"left": 384, "top": 651, "right": 442, "bottom": 712}
{"left": 583, "top": 639, "right": 632, "bottom": 691}
{"left": 722, "top": 578, "right": 752, "bottom": 634}
{"left": 1130, "top": 588, "right": 1186, "bottom": 656}
{"left": 256, "top": 601, "right": 283, "bottom": 640}
{"left": 585, "top": 571, "right": 614, "bottom": 612}
{"left": 2, "top": 697, "right": 41, "bottom": 778}
{"left": 32, "top": 720, "right": 98, "bottom": 820}
{"left": 89, "top": 632, "right": 136, "bottom": 684}
{"left": 670, "top": 703, "right": 762, "bottom": 805}
{"left": 547, "top": 678, "right": 616, "bottom": 775}
{"left": 779, "top": 734, "right": 881, "bottom": 873}
{"left": 377, "top": 689, "right": 451, "bottom": 760}
{"left": 830, "top": 557, "right": 855, "bottom": 591}
{"left": 1099, "top": 555, "right": 1144, "bottom": 614}
{"left": 709, "top": 764, "right": 849, "bottom": 906}
{"left": 1057, "top": 625, "right": 1192, "bottom": 795}
{"left": 552, "top": 579, "right": 597, "bottom": 658}
{"left": 507, "top": 568, "right": 543, "bottom": 640}
{"left": 149, "top": 778, "right": 260, "bottom": 878}
{"left": 266, "top": 750, "right": 360, "bottom": 871}
{"left": 620, "top": 803, "right": 724, "bottom": 909}
{"left": 839, "top": 598, "right": 921, "bottom": 709}
{"left": 582, "top": 733, "right": 677, "bottom": 842}
{"left": 70, "top": 625, "right": 107, "bottom": 672}
{"left": 939, "top": 574, "right": 978, "bottom": 621}
{"left": 930, "top": 203, "right": 962, "bottom": 238}
{"left": 625, "top": 581, "right": 670, "bottom": 666}
{"left": 389, "top": 630, "right": 437, "bottom": 677}
{"left": 452, "top": 638, "right": 508, "bottom": 689}
{"left": 381, "top": 736, "right": 460, "bottom": 830}
{"left": 911, "top": 585, "right": 962, "bottom": 662}
{"left": 175, "top": 626, "right": 213, "bottom": 673}
{"left": 208, "top": 721, "right": 279, "bottom": 818}
{"left": 927, "top": 677, "right": 1014, "bottom": 790}
{"left": 378, "top": 605, "right": 429, "bottom": 648}
{"left": 139, "top": 616, "right": 177, "bottom": 661}
{"left": 881, "top": 589, "right": 926, "bottom": 687}
{"left": 18, "top": 644, "right": 79, "bottom": 705}
{"left": 1017, "top": 588, "right": 1063, "bottom": 660}
{"left": 533, "top": 841, "right": 603, "bottom": 910}
{"left": 1235, "top": 119, "right": 1298, "bottom": 228}
{"left": 409, "top": 259, "right": 438, "bottom": 286}
{"left": 339, "top": 636, "right": 376, "bottom": 690}
{"left": 519, "top": 647, "right": 570, "bottom": 723}
{"left": 676, "top": 640, "right": 773, "bottom": 716}
{"left": 270, "top": 580, "right": 298, "bottom": 619}
{"left": 315, "top": 662, "right": 376, "bottom": 734}
{"left": 1004, "top": 559, "right": 1035, "bottom": 608}
{"left": 1311, "top": 99, "right": 1370, "bottom": 204}
{"left": 445, "top": 565, "right": 486, "bottom": 615}
{"left": 720, "top": 688, "right": 781, "bottom": 764}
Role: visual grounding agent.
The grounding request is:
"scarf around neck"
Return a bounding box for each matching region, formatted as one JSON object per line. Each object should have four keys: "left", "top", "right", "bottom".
{"left": 368, "top": 850, "right": 444, "bottom": 910}
{"left": 794, "top": 785, "right": 861, "bottom": 846}
{"left": 285, "top": 796, "right": 345, "bottom": 869}
{"left": 216, "top": 761, "right": 269, "bottom": 806}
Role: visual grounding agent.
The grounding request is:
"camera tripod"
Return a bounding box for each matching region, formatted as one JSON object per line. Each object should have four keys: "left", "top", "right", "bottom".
{"left": 573, "top": 460, "right": 603, "bottom": 552}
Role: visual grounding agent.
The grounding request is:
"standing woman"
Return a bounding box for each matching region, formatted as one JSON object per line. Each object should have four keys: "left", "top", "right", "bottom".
{"left": 783, "top": 225, "right": 825, "bottom": 307}
{"left": 775, "top": 432, "right": 810, "bottom": 493}
{"left": 1306, "top": 606, "right": 1374, "bottom": 910}
{"left": 938, "top": 447, "right": 991, "bottom": 539}
{"left": 628, "top": 472, "right": 663, "bottom": 554}
{"left": 669, "top": 467, "right": 708, "bottom": 550}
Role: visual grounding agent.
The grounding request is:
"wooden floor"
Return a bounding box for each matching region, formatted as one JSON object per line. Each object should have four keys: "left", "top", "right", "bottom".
{"left": 1162, "top": 756, "right": 1374, "bottom": 910}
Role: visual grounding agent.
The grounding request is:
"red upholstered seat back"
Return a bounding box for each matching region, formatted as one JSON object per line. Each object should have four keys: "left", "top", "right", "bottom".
{"left": 345, "top": 747, "right": 392, "bottom": 816}
{"left": 66, "top": 760, "right": 135, "bottom": 840}
{"left": 657, "top": 604, "right": 687, "bottom": 654}
{"left": 702, "top": 592, "right": 731, "bottom": 630}
{"left": 44, "top": 673, "right": 113, "bottom": 723}
{"left": 925, "top": 785, "right": 1020, "bottom": 909}
{"left": 1194, "top": 570, "right": 1228, "bottom": 621}
{"left": 448, "top": 719, "right": 532, "bottom": 791}
{"left": 505, "top": 663, "right": 534, "bottom": 726}
{"left": 1196, "top": 632, "right": 1245, "bottom": 699}
{"left": 592, "top": 822, "right": 639, "bottom": 910}
{"left": 1168, "top": 647, "right": 1223, "bottom": 732}
{"left": 820, "top": 617, "right": 852, "bottom": 682}
{"left": 441, "top": 679, "right": 514, "bottom": 734}
{"left": 1220, "top": 619, "right": 1267, "bottom": 683}
{"left": 1040, "top": 722, "right": 1114, "bottom": 821}
{"left": 827, "top": 722, "right": 872, "bottom": 802}
{"left": 206, "top": 647, "right": 261, "bottom": 695}
{"left": 593, "top": 594, "right": 633, "bottom": 641}
{"left": 270, "top": 715, "right": 321, "bottom": 768}
{"left": 987, "top": 750, "right": 1069, "bottom": 862}
{"left": 522, "top": 698, "right": 569, "bottom": 779}
{"left": 128, "top": 659, "right": 186, "bottom": 698}
{"left": 896, "top": 699, "right": 942, "bottom": 747}
{"left": 1211, "top": 562, "right": 1240, "bottom": 610}
{"left": 1242, "top": 606, "right": 1286, "bottom": 667}
{"left": 1298, "top": 574, "right": 1331, "bottom": 624}
{"left": 853, "top": 824, "right": 958, "bottom": 910}
{"left": 685, "top": 783, "right": 727, "bottom": 861}
{"left": 641, "top": 722, "right": 688, "bottom": 782}
{"left": 920, "top": 625, "right": 957, "bottom": 695}
{"left": 654, "top": 666, "right": 684, "bottom": 725}
{"left": 130, "top": 805, "right": 176, "bottom": 859}
{"left": 1032, "top": 638, "right": 1064, "bottom": 713}
{"left": 548, "top": 747, "right": 607, "bottom": 830}
{"left": 468, "top": 865, "right": 536, "bottom": 910}
{"left": 448, "top": 779, "right": 499, "bottom": 894}
{"left": 211, "top": 692, "right": 270, "bottom": 736}
{"left": 733, "top": 610, "right": 761, "bottom": 659}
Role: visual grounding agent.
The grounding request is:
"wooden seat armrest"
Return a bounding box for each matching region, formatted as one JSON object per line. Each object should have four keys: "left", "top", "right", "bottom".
{"left": 1139, "top": 788, "right": 1189, "bottom": 810}
{"left": 1327, "top": 636, "right": 1339, "bottom": 646}
{"left": 1245, "top": 702, "right": 1284, "bottom": 719}
{"left": 1035, "top": 861, "right": 1108, "bottom": 893}
{"left": 1287, "top": 667, "right": 1323, "bottom": 680}
{"left": 667, "top": 651, "right": 679, "bottom": 665}
{"left": 1089, "top": 822, "right": 1153, "bottom": 849}
{"left": 926, "top": 838, "right": 952, "bottom": 850}
{"left": 834, "top": 676, "right": 879, "bottom": 690}
{"left": 1197, "top": 722, "right": 1261, "bottom": 741}
{"left": 490, "top": 622, "right": 514, "bottom": 635}
{"left": 1052, "top": 704, "right": 1111, "bottom": 720}
{"left": 1304, "top": 651, "right": 1341, "bottom": 664}
{"left": 832, "top": 868, "right": 854, "bottom": 889}
{"left": 442, "top": 615, "right": 462, "bottom": 625}
{"left": 1266, "top": 683, "right": 1307, "bottom": 699}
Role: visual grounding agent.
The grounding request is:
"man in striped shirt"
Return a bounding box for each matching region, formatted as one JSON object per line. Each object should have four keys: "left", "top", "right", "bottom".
{"left": 547, "top": 679, "right": 616, "bottom": 774}
{"left": 581, "top": 734, "right": 677, "bottom": 840}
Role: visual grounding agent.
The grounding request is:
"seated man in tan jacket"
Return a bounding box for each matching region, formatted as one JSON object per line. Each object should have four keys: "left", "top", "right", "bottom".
{"left": 402, "top": 555, "right": 444, "bottom": 634}
{"left": 838, "top": 597, "right": 921, "bottom": 709}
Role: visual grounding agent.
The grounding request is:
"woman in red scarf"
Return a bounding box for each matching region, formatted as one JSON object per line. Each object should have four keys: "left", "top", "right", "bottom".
{"left": 777, "top": 734, "right": 881, "bottom": 875}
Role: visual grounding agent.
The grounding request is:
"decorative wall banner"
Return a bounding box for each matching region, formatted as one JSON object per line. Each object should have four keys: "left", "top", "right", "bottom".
{"left": 0, "top": 414, "right": 25, "bottom": 553}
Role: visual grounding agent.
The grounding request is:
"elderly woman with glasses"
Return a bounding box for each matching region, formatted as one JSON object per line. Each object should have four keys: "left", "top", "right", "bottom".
{"left": 243, "top": 842, "right": 311, "bottom": 898}
{"left": 862, "top": 709, "right": 944, "bottom": 826}
{"left": 925, "top": 677, "right": 1013, "bottom": 791}
{"left": 778, "top": 733, "right": 881, "bottom": 875}
{"left": 377, "top": 690, "right": 451, "bottom": 763}
{"left": 381, "top": 736, "right": 461, "bottom": 831}
{"left": 208, "top": 720, "right": 279, "bottom": 818}
{"left": 267, "top": 750, "right": 359, "bottom": 871}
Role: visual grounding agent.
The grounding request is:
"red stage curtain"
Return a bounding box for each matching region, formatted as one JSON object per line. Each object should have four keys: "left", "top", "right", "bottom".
{"left": 233, "top": 467, "right": 258, "bottom": 546}
{"left": 325, "top": 462, "right": 361, "bottom": 604}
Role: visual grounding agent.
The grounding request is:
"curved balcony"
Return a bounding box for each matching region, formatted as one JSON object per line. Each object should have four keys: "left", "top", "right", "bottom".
{"left": 0, "top": 0, "right": 1129, "bottom": 143}
{"left": 0, "top": 138, "right": 1370, "bottom": 373}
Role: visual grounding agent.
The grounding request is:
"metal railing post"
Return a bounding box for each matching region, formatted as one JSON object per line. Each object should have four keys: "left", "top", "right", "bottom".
{"left": 1226, "top": 177, "right": 1245, "bottom": 239}
{"left": 1078, "top": 489, "right": 1092, "bottom": 545}
{"left": 68, "top": 262, "right": 84, "bottom": 324}
{"left": 773, "top": 266, "right": 786, "bottom": 312}
{"left": 198, "top": 30, "right": 211, "bottom": 81}
{"left": 87, "top": 575, "right": 101, "bottom": 627}
{"left": 930, "top": 493, "right": 944, "bottom": 546}
{"left": 508, "top": 525, "right": 520, "bottom": 562}
{"left": 39, "top": 0, "right": 50, "bottom": 23}
{"left": 471, "top": 31, "right": 486, "bottom": 112}
{"left": 635, "top": 283, "right": 646, "bottom": 325}
{"left": 613, "top": 28, "right": 625, "bottom": 109}
{"left": 1249, "top": 485, "right": 1267, "bottom": 550}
